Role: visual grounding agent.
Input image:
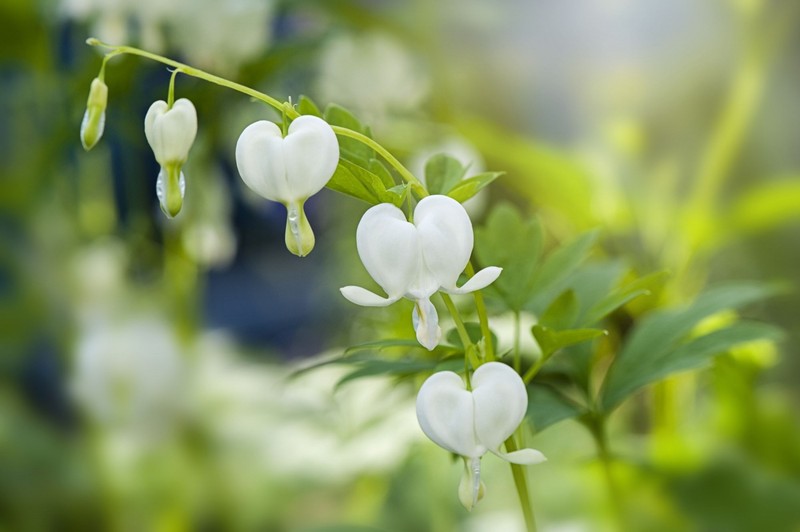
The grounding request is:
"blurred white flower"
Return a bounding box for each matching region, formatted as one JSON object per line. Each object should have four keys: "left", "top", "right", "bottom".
{"left": 70, "top": 315, "right": 186, "bottom": 438}
{"left": 316, "top": 32, "right": 429, "bottom": 124}
{"left": 61, "top": 0, "right": 274, "bottom": 72}
{"left": 192, "top": 342, "right": 421, "bottom": 484}
{"left": 416, "top": 362, "right": 545, "bottom": 510}
{"left": 340, "top": 195, "right": 501, "bottom": 350}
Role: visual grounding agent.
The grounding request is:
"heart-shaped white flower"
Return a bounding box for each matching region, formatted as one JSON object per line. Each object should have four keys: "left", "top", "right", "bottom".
{"left": 235, "top": 115, "right": 339, "bottom": 256}
{"left": 340, "top": 195, "right": 502, "bottom": 350}
{"left": 144, "top": 98, "right": 198, "bottom": 218}
{"left": 416, "top": 362, "right": 545, "bottom": 509}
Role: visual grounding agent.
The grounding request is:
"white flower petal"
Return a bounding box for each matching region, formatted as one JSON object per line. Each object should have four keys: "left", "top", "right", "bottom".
{"left": 355, "top": 203, "right": 420, "bottom": 300}
{"left": 339, "top": 286, "right": 400, "bottom": 307}
{"left": 472, "top": 362, "right": 529, "bottom": 451}
{"left": 144, "top": 99, "right": 197, "bottom": 166}
{"left": 490, "top": 448, "right": 547, "bottom": 465}
{"left": 416, "top": 371, "right": 482, "bottom": 458}
{"left": 282, "top": 115, "right": 340, "bottom": 200}
{"left": 235, "top": 120, "right": 287, "bottom": 202}
{"left": 444, "top": 266, "right": 503, "bottom": 295}
{"left": 415, "top": 195, "right": 474, "bottom": 290}
{"left": 412, "top": 298, "right": 441, "bottom": 351}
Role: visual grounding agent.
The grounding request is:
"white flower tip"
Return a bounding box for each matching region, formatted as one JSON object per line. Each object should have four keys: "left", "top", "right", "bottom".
{"left": 413, "top": 299, "right": 441, "bottom": 350}
{"left": 493, "top": 447, "right": 547, "bottom": 465}
{"left": 339, "top": 286, "right": 398, "bottom": 307}
{"left": 446, "top": 266, "right": 503, "bottom": 295}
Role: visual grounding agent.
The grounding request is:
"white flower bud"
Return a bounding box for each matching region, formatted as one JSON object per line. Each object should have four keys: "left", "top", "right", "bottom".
{"left": 80, "top": 77, "right": 108, "bottom": 151}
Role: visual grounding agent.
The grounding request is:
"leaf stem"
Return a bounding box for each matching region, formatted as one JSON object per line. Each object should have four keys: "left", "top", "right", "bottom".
{"left": 504, "top": 435, "right": 538, "bottom": 532}
{"left": 588, "top": 415, "right": 624, "bottom": 530}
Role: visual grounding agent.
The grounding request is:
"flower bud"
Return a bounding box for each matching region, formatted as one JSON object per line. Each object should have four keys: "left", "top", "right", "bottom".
{"left": 144, "top": 98, "right": 198, "bottom": 218}
{"left": 80, "top": 77, "right": 108, "bottom": 151}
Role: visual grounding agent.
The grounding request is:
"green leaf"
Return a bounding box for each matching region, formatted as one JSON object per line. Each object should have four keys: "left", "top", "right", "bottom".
{"left": 527, "top": 384, "right": 587, "bottom": 433}
{"left": 532, "top": 325, "right": 606, "bottom": 359}
{"left": 445, "top": 322, "right": 498, "bottom": 351}
{"left": 344, "top": 338, "right": 427, "bottom": 355}
{"left": 600, "top": 282, "right": 783, "bottom": 412}
{"left": 425, "top": 154, "right": 467, "bottom": 195}
{"left": 729, "top": 177, "right": 800, "bottom": 234}
{"left": 474, "top": 203, "right": 543, "bottom": 311}
{"left": 527, "top": 230, "right": 599, "bottom": 313}
{"left": 447, "top": 172, "right": 502, "bottom": 203}
{"left": 539, "top": 289, "right": 579, "bottom": 330}
{"left": 368, "top": 158, "right": 395, "bottom": 189}
{"left": 323, "top": 104, "right": 373, "bottom": 165}
{"left": 583, "top": 270, "right": 669, "bottom": 325}
{"left": 326, "top": 160, "right": 403, "bottom": 206}
{"left": 335, "top": 357, "right": 463, "bottom": 389}
{"left": 297, "top": 95, "right": 321, "bottom": 117}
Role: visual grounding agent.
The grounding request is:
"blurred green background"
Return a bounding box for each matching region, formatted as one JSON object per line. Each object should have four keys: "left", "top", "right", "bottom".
{"left": 1, "top": 0, "right": 800, "bottom": 530}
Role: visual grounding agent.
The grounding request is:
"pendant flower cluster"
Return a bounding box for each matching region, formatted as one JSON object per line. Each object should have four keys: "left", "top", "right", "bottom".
{"left": 340, "top": 195, "right": 501, "bottom": 350}
{"left": 236, "top": 115, "right": 340, "bottom": 257}
{"left": 144, "top": 98, "right": 198, "bottom": 218}
{"left": 416, "top": 362, "right": 546, "bottom": 510}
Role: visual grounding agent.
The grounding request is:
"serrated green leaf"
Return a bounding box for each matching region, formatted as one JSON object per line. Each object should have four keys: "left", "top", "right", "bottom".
{"left": 527, "top": 230, "right": 599, "bottom": 313}
{"left": 297, "top": 95, "right": 322, "bottom": 117}
{"left": 344, "top": 338, "right": 426, "bottom": 355}
{"left": 326, "top": 160, "right": 403, "bottom": 206}
{"left": 532, "top": 325, "right": 606, "bottom": 359}
{"left": 368, "top": 158, "right": 395, "bottom": 189}
{"left": 527, "top": 384, "right": 587, "bottom": 433}
{"left": 424, "top": 154, "right": 467, "bottom": 195}
{"left": 335, "top": 357, "right": 463, "bottom": 390}
{"left": 539, "top": 289, "right": 579, "bottom": 330}
{"left": 602, "top": 321, "right": 782, "bottom": 411}
{"left": 445, "top": 322, "right": 498, "bottom": 351}
{"left": 323, "top": 104, "right": 373, "bottom": 165}
{"left": 600, "top": 282, "right": 783, "bottom": 411}
{"left": 448, "top": 172, "right": 502, "bottom": 203}
{"left": 583, "top": 270, "right": 668, "bottom": 325}
{"left": 474, "top": 204, "right": 542, "bottom": 311}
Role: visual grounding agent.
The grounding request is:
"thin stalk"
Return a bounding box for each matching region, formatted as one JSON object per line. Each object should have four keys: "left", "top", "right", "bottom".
{"left": 513, "top": 310, "right": 521, "bottom": 372}
{"left": 589, "top": 416, "right": 624, "bottom": 530}
{"left": 86, "top": 39, "right": 427, "bottom": 195}
{"left": 440, "top": 293, "right": 480, "bottom": 371}
{"left": 504, "top": 435, "right": 538, "bottom": 532}
{"left": 466, "top": 261, "right": 495, "bottom": 361}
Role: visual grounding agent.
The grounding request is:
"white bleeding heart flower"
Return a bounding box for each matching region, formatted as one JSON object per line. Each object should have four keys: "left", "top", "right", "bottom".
{"left": 144, "top": 98, "right": 198, "bottom": 218}
{"left": 235, "top": 115, "right": 340, "bottom": 257}
{"left": 340, "top": 195, "right": 501, "bottom": 350}
{"left": 416, "top": 362, "right": 546, "bottom": 510}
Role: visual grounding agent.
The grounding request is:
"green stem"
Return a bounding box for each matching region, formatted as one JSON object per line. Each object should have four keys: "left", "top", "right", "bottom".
{"left": 330, "top": 126, "right": 427, "bottom": 195}
{"left": 167, "top": 67, "right": 179, "bottom": 107}
{"left": 466, "top": 261, "right": 495, "bottom": 361}
{"left": 440, "top": 293, "right": 480, "bottom": 370}
{"left": 504, "top": 435, "right": 538, "bottom": 532}
{"left": 522, "top": 356, "right": 545, "bottom": 385}
{"left": 86, "top": 38, "right": 427, "bottom": 195}
{"left": 513, "top": 310, "right": 521, "bottom": 372}
{"left": 589, "top": 416, "right": 624, "bottom": 530}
